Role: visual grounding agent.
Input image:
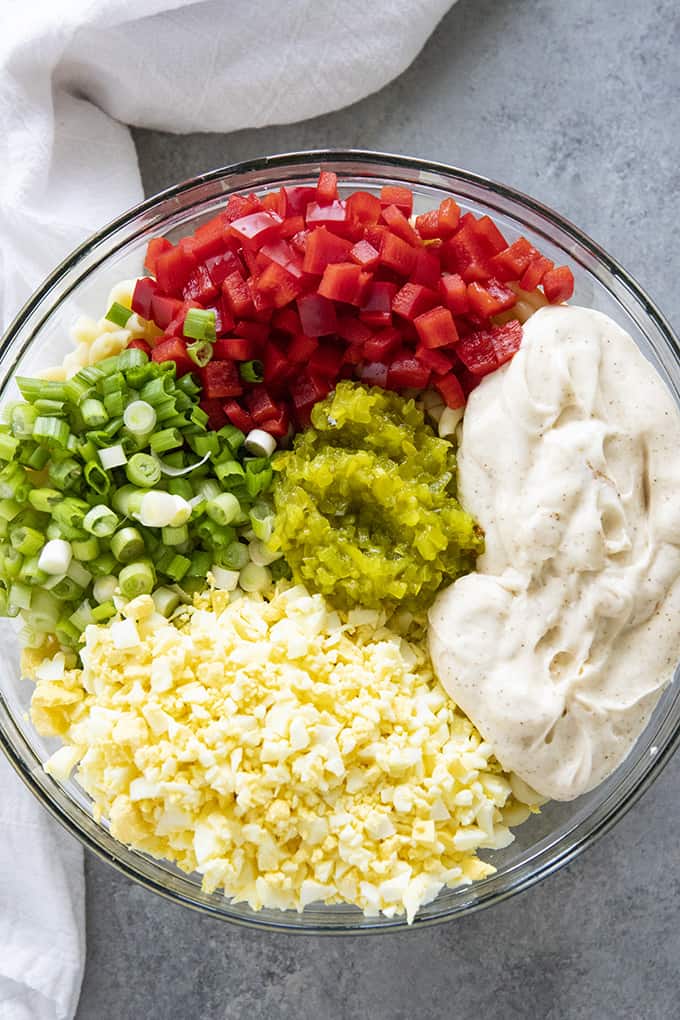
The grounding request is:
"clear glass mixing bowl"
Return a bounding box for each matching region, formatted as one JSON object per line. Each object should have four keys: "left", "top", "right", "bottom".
{"left": 0, "top": 151, "right": 678, "bottom": 933}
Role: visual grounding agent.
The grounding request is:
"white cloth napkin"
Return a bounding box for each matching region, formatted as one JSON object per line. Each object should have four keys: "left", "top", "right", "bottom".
{"left": 0, "top": 1, "right": 454, "bottom": 1016}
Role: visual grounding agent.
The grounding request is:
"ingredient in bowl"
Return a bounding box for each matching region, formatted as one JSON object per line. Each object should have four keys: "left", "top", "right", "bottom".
{"left": 270, "top": 382, "right": 483, "bottom": 610}
{"left": 429, "top": 306, "right": 680, "bottom": 800}
{"left": 28, "top": 584, "right": 533, "bottom": 922}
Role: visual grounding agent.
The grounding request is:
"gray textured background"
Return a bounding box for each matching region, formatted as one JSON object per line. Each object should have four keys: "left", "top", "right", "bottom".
{"left": 76, "top": 0, "right": 680, "bottom": 1017}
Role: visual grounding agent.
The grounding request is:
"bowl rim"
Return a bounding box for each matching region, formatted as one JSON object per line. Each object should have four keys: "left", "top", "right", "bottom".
{"left": 1, "top": 148, "right": 678, "bottom": 934}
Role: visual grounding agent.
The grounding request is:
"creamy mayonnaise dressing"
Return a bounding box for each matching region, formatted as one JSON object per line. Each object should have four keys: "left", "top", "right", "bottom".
{"left": 429, "top": 306, "right": 680, "bottom": 800}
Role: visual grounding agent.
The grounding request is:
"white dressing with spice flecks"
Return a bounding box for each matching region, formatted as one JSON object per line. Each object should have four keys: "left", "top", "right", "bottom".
{"left": 429, "top": 305, "right": 680, "bottom": 801}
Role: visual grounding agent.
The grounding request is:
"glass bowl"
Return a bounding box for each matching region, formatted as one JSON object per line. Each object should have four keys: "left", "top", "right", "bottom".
{"left": 1, "top": 150, "right": 678, "bottom": 933}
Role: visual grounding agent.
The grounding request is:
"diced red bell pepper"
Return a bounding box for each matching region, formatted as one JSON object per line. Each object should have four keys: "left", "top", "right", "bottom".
{"left": 410, "top": 248, "right": 441, "bottom": 290}
{"left": 261, "top": 191, "right": 285, "bottom": 216}
{"left": 222, "top": 272, "right": 255, "bottom": 318}
{"left": 259, "top": 239, "right": 304, "bottom": 279}
{"left": 342, "top": 343, "right": 365, "bottom": 365}
{"left": 350, "top": 239, "right": 380, "bottom": 269}
{"left": 437, "top": 198, "right": 461, "bottom": 237}
{"left": 155, "top": 246, "right": 199, "bottom": 297}
{"left": 287, "top": 333, "right": 319, "bottom": 363}
{"left": 163, "top": 300, "right": 200, "bottom": 339}
{"left": 363, "top": 326, "right": 401, "bottom": 361}
{"left": 456, "top": 329, "right": 499, "bottom": 376}
{"left": 381, "top": 204, "right": 421, "bottom": 246}
{"left": 316, "top": 170, "right": 338, "bottom": 204}
{"left": 249, "top": 386, "right": 280, "bottom": 423}
{"left": 392, "top": 282, "right": 439, "bottom": 321}
{"left": 359, "top": 361, "right": 389, "bottom": 388}
{"left": 223, "top": 400, "right": 254, "bottom": 433}
{"left": 379, "top": 232, "right": 417, "bottom": 276}
{"left": 386, "top": 353, "right": 431, "bottom": 390}
{"left": 256, "top": 262, "right": 302, "bottom": 308}
{"left": 359, "top": 281, "right": 397, "bottom": 327}
{"left": 280, "top": 215, "right": 306, "bottom": 239}
{"left": 233, "top": 320, "right": 269, "bottom": 345}
{"left": 439, "top": 273, "right": 469, "bottom": 315}
{"left": 213, "top": 337, "right": 258, "bottom": 361}
{"left": 264, "top": 339, "right": 293, "bottom": 387}
{"left": 290, "top": 372, "right": 331, "bottom": 425}
{"left": 131, "top": 277, "right": 159, "bottom": 319}
{"left": 302, "top": 227, "right": 353, "bottom": 274}
{"left": 317, "top": 263, "right": 368, "bottom": 305}
{"left": 346, "top": 190, "right": 382, "bottom": 225}
{"left": 183, "top": 264, "right": 219, "bottom": 304}
{"left": 204, "top": 250, "right": 243, "bottom": 287}
{"left": 416, "top": 346, "right": 455, "bottom": 376}
{"left": 415, "top": 209, "right": 441, "bottom": 240}
{"left": 190, "top": 216, "right": 230, "bottom": 262}
{"left": 473, "top": 215, "right": 508, "bottom": 255}
{"left": 241, "top": 247, "right": 267, "bottom": 278}
{"left": 199, "top": 359, "right": 243, "bottom": 399}
{"left": 151, "top": 338, "right": 194, "bottom": 377}
{"left": 272, "top": 306, "right": 302, "bottom": 335}
{"left": 488, "top": 237, "right": 539, "bottom": 281}
{"left": 489, "top": 320, "right": 523, "bottom": 365}
{"left": 259, "top": 405, "right": 291, "bottom": 438}
{"left": 309, "top": 340, "right": 345, "bottom": 379}
{"left": 224, "top": 193, "right": 262, "bottom": 222}
{"left": 542, "top": 265, "right": 574, "bottom": 303}
{"left": 150, "top": 293, "right": 183, "bottom": 330}
{"left": 216, "top": 297, "right": 236, "bottom": 336}
{"left": 379, "top": 185, "right": 413, "bottom": 217}
{"left": 414, "top": 305, "right": 459, "bottom": 349}
{"left": 229, "top": 211, "right": 283, "bottom": 250}
{"left": 305, "top": 200, "right": 349, "bottom": 234}
{"left": 200, "top": 398, "right": 229, "bottom": 430}
{"left": 363, "top": 223, "right": 388, "bottom": 251}
{"left": 126, "top": 339, "right": 152, "bottom": 357}
{"left": 336, "top": 313, "right": 373, "bottom": 346}
{"left": 435, "top": 373, "right": 466, "bottom": 408}
{"left": 297, "top": 293, "right": 338, "bottom": 336}
{"left": 280, "top": 186, "right": 317, "bottom": 217}
{"left": 520, "top": 255, "right": 554, "bottom": 292}
{"left": 246, "top": 276, "right": 273, "bottom": 315}
{"left": 442, "top": 224, "right": 492, "bottom": 283}
{"left": 144, "top": 237, "right": 172, "bottom": 275}
{"left": 467, "top": 279, "right": 517, "bottom": 318}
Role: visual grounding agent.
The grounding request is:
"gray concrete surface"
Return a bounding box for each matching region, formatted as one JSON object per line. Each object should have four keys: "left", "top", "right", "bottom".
{"left": 75, "top": 0, "right": 680, "bottom": 1017}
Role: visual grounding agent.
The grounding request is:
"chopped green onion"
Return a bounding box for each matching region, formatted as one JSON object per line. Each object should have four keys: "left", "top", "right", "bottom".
{"left": 0, "top": 499, "right": 22, "bottom": 522}
{"left": 83, "top": 504, "right": 119, "bottom": 538}
{"left": 26, "top": 445, "right": 51, "bottom": 471}
{"left": 118, "top": 347, "right": 148, "bottom": 371}
{"left": 186, "top": 550, "right": 211, "bottom": 578}
{"left": 165, "top": 554, "right": 191, "bottom": 582}
{"left": 105, "top": 301, "right": 133, "bottom": 327}
{"left": 218, "top": 540, "right": 250, "bottom": 571}
{"left": 188, "top": 432, "right": 219, "bottom": 458}
{"left": 92, "top": 600, "right": 117, "bottom": 623}
{"left": 152, "top": 586, "right": 181, "bottom": 617}
{"left": 244, "top": 428, "right": 276, "bottom": 458}
{"left": 123, "top": 400, "right": 156, "bottom": 436}
{"left": 210, "top": 565, "right": 240, "bottom": 591}
{"left": 55, "top": 617, "right": 80, "bottom": 646}
{"left": 176, "top": 374, "right": 201, "bottom": 397}
{"left": 71, "top": 536, "right": 99, "bottom": 561}
{"left": 28, "top": 488, "right": 62, "bottom": 513}
{"left": 92, "top": 575, "right": 118, "bottom": 604}
{"left": 153, "top": 450, "right": 211, "bottom": 478}
{"left": 248, "top": 538, "right": 281, "bottom": 566}
{"left": 149, "top": 428, "right": 183, "bottom": 455}
{"left": 206, "top": 492, "right": 241, "bottom": 527}
{"left": 16, "top": 378, "right": 67, "bottom": 402}
{"left": 217, "top": 425, "right": 245, "bottom": 453}
{"left": 67, "top": 559, "right": 93, "bottom": 589}
{"left": 103, "top": 392, "right": 126, "bottom": 418}
{"left": 98, "top": 371, "right": 126, "bottom": 398}
{"left": 49, "top": 576, "right": 83, "bottom": 601}
{"left": 215, "top": 459, "right": 245, "bottom": 484}
{"left": 48, "top": 457, "right": 82, "bottom": 491}
{"left": 33, "top": 416, "right": 70, "bottom": 450}
{"left": 111, "top": 526, "right": 145, "bottom": 563}
{"left": 140, "top": 376, "right": 174, "bottom": 406}
{"left": 11, "top": 526, "right": 44, "bottom": 557}
{"left": 183, "top": 308, "right": 216, "bottom": 342}
{"left": 69, "top": 600, "right": 94, "bottom": 633}
{"left": 118, "top": 560, "right": 155, "bottom": 599}
{"left": 19, "top": 555, "right": 48, "bottom": 586}
{"left": 8, "top": 582, "right": 32, "bottom": 615}
{"left": 80, "top": 398, "right": 109, "bottom": 428}
{"left": 34, "top": 399, "right": 66, "bottom": 416}
{"left": 84, "top": 461, "right": 111, "bottom": 494}
{"left": 126, "top": 452, "right": 161, "bottom": 488}
{"left": 161, "top": 524, "right": 188, "bottom": 546}
{"left": 89, "top": 551, "right": 118, "bottom": 578}
{"left": 239, "top": 562, "right": 271, "bottom": 592}
{"left": 0, "top": 433, "right": 20, "bottom": 461}
{"left": 98, "top": 444, "right": 127, "bottom": 470}
{"left": 54, "top": 497, "right": 88, "bottom": 529}
{"left": 11, "top": 404, "right": 38, "bottom": 438}
{"left": 167, "top": 477, "right": 193, "bottom": 500}
{"left": 249, "top": 502, "right": 274, "bottom": 543}
{"left": 64, "top": 375, "right": 93, "bottom": 404}
{"left": 3, "top": 547, "right": 23, "bottom": 579}
{"left": 187, "top": 340, "right": 213, "bottom": 368}
{"left": 27, "top": 589, "right": 60, "bottom": 631}
{"left": 239, "top": 360, "right": 264, "bottom": 384}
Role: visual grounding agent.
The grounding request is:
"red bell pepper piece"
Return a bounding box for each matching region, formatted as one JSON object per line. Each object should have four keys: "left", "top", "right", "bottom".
{"left": 272, "top": 306, "right": 302, "bottom": 335}
{"left": 380, "top": 205, "right": 421, "bottom": 246}
{"left": 414, "top": 305, "right": 459, "bottom": 349}
{"left": 363, "top": 326, "right": 401, "bottom": 361}
{"left": 216, "top": 297, "right": 236, "bottom": 336}
{"left": 126, "top": 339, "right": 152, "bottom": 357}
{"left": 317, "top": 263, "right": 368, "bottom": 306}
{"left": 379, "top": 185, "right": 413, "bottom": 217}
{"left": 200, "top": 398, "right": 229, "bottom": 430}
{"left": 151, "top": 338, "right": 194, "bottom": 377}
{"left": 359, "top": 361, "right": 389, "bottom": 388}
{"left": 437, "top": 198, "right": 461, "bottom": 237}
{"left": 302, "top": 227, "right": 353, "bottom": 274}
{"left": 290, "top": 372, "right": 332, "bottom": 424}
{"left": 144, "top": 237, "right": 172, "bottom": 275}
{"left": 439, "top": 273, "right": 469, "bottom": 315}
{"left": 183, "top": 264, "right": 219, "bottom": 304}
{"left": 415, "top": 209, "right": 441, "bottom": 240}
{"left": 280, "top": 215, "right": 306, "bottom": 239}
{"left": 287, "top": 333, "right": 319, "bottom": 363}
{"left": 258, "top": 405, "right": 291, "bottom": 438}
{"left": 363, "top": 223, "right": 389, "bottom": 251}
{"left": 379, "top": 232, "right": 417, "bottom": 277}
{"left": 131, "top": 277, "right": 158, "bottom": 319}
{"left": 386, "top": 353, "right": 431, "bottom": 390}
{"left": 199, "top": 360, "right": 243, "bottom": 399}
{"left": 204, "top": 250, "right": 243, "bottom": 287}
{"left": 280, "top": 186, "right": 317, "bottom": 217}
{"left": 261, "top": 191, "right": 285, "bottom": 216}
{"left": 259, "top": 239, "right": 304, "bottom": 278}
{"left": 489, "top": 320, "right": 523, "bottom": 365}
{"left": 229, "top": 211, "right": 283, "bottom": 251}
{"left": 309, "top": 340, "right": 345, "bottom": 379}
{"left": 150, "top": 294, "right": 183, "bottom": 330}
{"left": 212, "top": 338, "right": 255, "bottom": 361}
{"left": 520, "top": 255, "right": 554, "bottom": 292}
{"left": 456, "top": 329, "right": 499, "bottom": 376}
{"left": 467, "top": 279, "right": 517, "bottom": 318}
{"left": 350, "top": 239, "right": 380, "bottom": 269}
{"left": 359, "top": 281, "right": 397, "bottom": 327}
{"left": 223, "top": 400, "right": 254, "bottom": 433}
{"left": 487, "top": 237, "right": 539, "bottom": 281}
{"left": 342, "top": 343, "right": 364, "bottom": 365}
{"left": 473, "top": 215, "right": 508, "bottom": 255}
{"left": 233, "top": 320, "right": 268, "bottom": 345}
{"left": 247, "top": 386, "right": 282, "bottom": 424}
{"left": 305, "top": 200, "right": 349, "bottom": 233}
{"left": 224, "top": 193, "right": 262, "bottom": 222}
{"left": 542, "top": 265, "right": 574, "bottom": 304}
{"left": 264, "top": 339, "right": 293, "bottom": 387}
{"left": 443, "top": 224, "right": 492, "bottom": 283}
{"left": 336, "top": 313, "right": 373, "bottom": 346}
{"left": 297, "top": 293, "right": 338, "bottom": 336}
{"left": 346, "top": 190, "right": 382, "bottom": 225}
{"left": 246, "top": 277, "right": 273, "bottom": 315}
{"left": 190, "top": 216, "right": 230, "bottom": 262}
{"left": 410, "top": 248, "right": 441, "bottom": 290}
{"left": 222, "top": 272, "right": 255, "bottom": 318}
{"left": 155, "top": 246, "right": 198, "bottom": 297}
{"left": 416, "top": 346, "right": 455, "bottom": 376}
{"left": 316, "top": 170, "right": 339, "bottom": 205}
{"left": 435, "top": 373, "right": 466, "bottom": 408}
{"left": 392, "top": 282, "right": 439, "bottom": 321}
{"left": 256, "top": 262, "right": 302, "bottom": 309}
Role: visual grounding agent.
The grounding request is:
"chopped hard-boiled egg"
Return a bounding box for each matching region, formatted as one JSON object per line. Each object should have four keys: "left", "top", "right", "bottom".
{"left": 29, "top": 584, "right": 534, "bottom": 923}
